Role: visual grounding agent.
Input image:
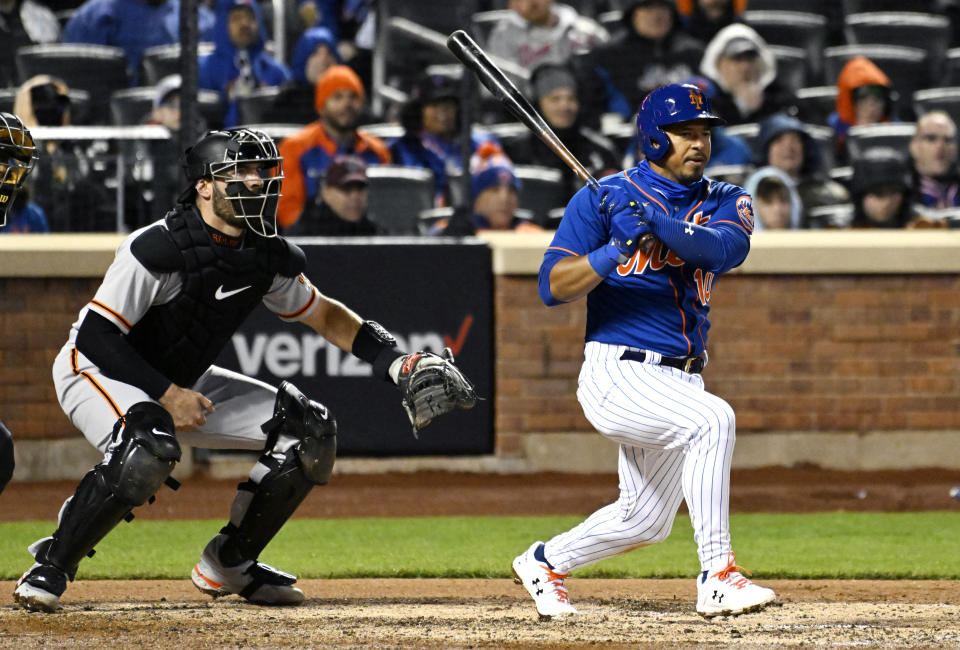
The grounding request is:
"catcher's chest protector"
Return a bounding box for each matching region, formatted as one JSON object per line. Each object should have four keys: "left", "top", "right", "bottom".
{"left": 126, "top": 209, "right": 293, "bottom": 387}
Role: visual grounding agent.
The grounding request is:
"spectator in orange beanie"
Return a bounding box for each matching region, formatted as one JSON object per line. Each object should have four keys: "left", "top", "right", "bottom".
{"left": 277, "top": 64, "right": 389, "bottom": 229}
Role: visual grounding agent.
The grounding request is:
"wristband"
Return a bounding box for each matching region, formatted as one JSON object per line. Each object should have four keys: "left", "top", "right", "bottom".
{"left": 351, "top": 320, "right": 405, "bottom": 380}
{"left": 587, "top": 246, "right": 620, "bottom": 277}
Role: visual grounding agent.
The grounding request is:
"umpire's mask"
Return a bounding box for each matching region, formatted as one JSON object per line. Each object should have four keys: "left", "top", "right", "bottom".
{"left": 0, "top": 112, "right": 39, "bottom": 228}
{"left": 181, "top": 128, "right": 284, "bottom": 237}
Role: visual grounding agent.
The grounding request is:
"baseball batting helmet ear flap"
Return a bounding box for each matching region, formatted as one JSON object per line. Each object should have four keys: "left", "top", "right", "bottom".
{"left": 636, "top": 84, "right": 725, "bottom": 162}
{"left": 0, "top": 112, "right": 39, "bottom": 227}
{"left": 178, "top": 128, "right": 284, "bottom": 238}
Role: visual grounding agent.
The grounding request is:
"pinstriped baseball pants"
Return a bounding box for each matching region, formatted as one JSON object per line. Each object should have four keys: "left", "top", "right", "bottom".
{"left": 543, "top": 341, "right": 735, "bottom": 574}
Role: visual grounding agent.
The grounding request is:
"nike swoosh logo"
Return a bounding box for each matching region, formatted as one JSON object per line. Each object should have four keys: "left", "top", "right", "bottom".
{"left": 215, "top": 285, "right": 252, "bottom": 300}
{"left": 152, "top": 428, "right": 173, "bottom": 437}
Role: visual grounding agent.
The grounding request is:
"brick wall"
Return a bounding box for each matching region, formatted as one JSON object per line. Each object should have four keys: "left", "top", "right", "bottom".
{"left": 494, "top": 274, "right": 960, "bottom": 451}
{"left": 4, "top": 274, "right": 960, "bottom": 447}
{"left": 0, "top": 278, "right": 100, "bottom": 439}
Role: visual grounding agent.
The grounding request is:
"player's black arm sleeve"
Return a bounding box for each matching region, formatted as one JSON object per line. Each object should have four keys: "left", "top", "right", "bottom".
{"left": 75, "top": 311, "right": 172, "bottom": 400}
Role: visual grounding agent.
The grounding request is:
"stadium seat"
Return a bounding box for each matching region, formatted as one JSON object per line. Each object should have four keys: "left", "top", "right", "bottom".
{"left": 796, "top": 86, "right": 838, "bottom": 126}
{"left": 704, "top": 164, "right": 750, "bottom": 186}
{"left": 722, "top": 123, "right": 760, "bottom": 154}
{"left": 15, "top": 44, "right": 127, "bottom": 116}
{"left": 806, "top": 203, "right": 853, "bottom": 229}
{"left": 742, "top": 11, "right": 828, "bottom": 82}
{"left": 513, "top": 165, "right": 566, "bottom": 226}
{"left": 823, "top": 45, "right": 928, "bottom": 120}
{"left": 742, "top": 0, "right": 829, "bottom": 13}
{"left": 140, "top": 43, "right": 216, "bottom": 87}
{"left": 418, "top": 206, "right": 455, "bottom": 235}
{"left": 236, "top": 87, "right": 282, "bottom": 126}
{"left": 844, "top": 12, "right": 950, "bottom": 79}
{"left": 913, "top": 87, "right": 960, "bottom": 127}
{"left": 844, "top": 123, "right": 916, "bottom": 161}
{"left": 841, "top": 0, "right": 943, "bottom": 14}
{"left": 0, "top": 88, "right": 13, "bottom": 114}
{"left": 942, "top": 48, "right": 960, "bottom": 87}
{"left": 768, "top": 46, "right": 809, "bottom": 94}
{"left": 365, "top": 165, "right": 436, "bottom": 235}
{"left": 110, "top": 86, "right": 225, "bottom": 129}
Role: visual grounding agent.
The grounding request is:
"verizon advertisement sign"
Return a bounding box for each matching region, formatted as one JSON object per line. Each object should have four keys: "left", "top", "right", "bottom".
{"left": 217, "top": 239, "right": 494, "bottom": 455}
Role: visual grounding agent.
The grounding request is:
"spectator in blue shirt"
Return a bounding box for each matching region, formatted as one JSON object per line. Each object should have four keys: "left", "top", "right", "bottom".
{"left": 62, "top": 0, "right": 214, "bottom": 86}
{"left": 271, "top": 26, "right": 341, "bottom": 125}
{"left": 199, "top": 0, "right": 292, "bottom": 128}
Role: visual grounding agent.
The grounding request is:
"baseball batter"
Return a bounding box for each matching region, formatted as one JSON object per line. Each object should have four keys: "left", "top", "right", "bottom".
{"left": 0, "top": 112, "right": 39, "bottom": 495}
{"left": 13, "top": 127, "right": 475, "bottom": 613}
{"left": 512, "top": 83, "right": 775, "bottom": 619}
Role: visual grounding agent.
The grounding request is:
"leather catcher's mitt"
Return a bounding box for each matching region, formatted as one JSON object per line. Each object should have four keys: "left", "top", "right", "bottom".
{"left": 397, "top": 347, "right": 477, "bottom": 435}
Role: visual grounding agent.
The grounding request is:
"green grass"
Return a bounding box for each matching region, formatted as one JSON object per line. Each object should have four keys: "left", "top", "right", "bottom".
{"left": 2, "top": 513, "right": 959, "bottom": 580}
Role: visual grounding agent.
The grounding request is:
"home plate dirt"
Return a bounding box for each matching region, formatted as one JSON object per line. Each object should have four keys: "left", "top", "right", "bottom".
{"left": 2, "top": 579, "right": 959, "bottom": 648}
{"left": 4, "top": 469, "right": 960, "bottom": 648}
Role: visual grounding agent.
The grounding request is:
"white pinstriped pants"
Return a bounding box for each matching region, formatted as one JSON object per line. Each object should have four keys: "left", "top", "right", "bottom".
{"left": 543, "top": 341, "right": 735, "bottom": 574}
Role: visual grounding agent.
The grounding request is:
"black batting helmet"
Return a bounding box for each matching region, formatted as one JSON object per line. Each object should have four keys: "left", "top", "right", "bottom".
{"left": 0, "top": 112, "right": 39, "bottom": 227}
{"left": 178, "top": 128, "right": 284, "bottom": 237}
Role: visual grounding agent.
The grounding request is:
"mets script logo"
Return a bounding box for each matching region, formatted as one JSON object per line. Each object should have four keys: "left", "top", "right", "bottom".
{"left": 688, "top": 89, "right": 704, "bottom": 109}
{"left": 736, "top": 196, "right": 755, "bottom": 232}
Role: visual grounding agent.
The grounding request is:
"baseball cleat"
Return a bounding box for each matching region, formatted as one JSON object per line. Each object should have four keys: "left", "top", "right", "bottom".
{"left": 696, "top": 552, "right": 775, "bottom": 618}
{"left": 511, "top": 541, "right": 578, "bottom": 620}
{"left": 13, "top": 562, "right": 68, "bottom": 613}
{"left": 191, "top": 534, "right": 305, "bottom": 606}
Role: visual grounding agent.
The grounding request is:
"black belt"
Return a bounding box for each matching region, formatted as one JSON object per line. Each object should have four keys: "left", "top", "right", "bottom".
{"left": 620, "top": 349, "right": 706, "bottom": 374}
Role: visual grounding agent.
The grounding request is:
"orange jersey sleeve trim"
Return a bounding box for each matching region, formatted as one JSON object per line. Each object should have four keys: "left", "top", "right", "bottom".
{"left": 547, "top": 246, "right": 580, "bottom": 256}
{"left": 711, "top": 219, "right": 752, "bottom": 235}
{"left": 624, "top": 173, "right": 669, "bottom": 215}
{"left": 71, "top": 347, "right": 123, "bottom": 419}
{"left": 89, "top": 299, "right": 132, "bottom": 330}
{"left": 279, "top": 286, "right": 318, "bottom": 320}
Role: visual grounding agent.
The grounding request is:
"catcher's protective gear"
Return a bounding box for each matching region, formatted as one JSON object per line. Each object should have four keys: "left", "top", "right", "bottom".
{"left": 218, "top": 381, "right": 336, "bottom": 564}
{"left": 0, "top": 418, "right": 14, "bottom": 495}
{"left": 27, "top": 403, "right": 180, "bottom": 579}
{"left": 397, "top": 347, "right": 478, "bottom": 435}
{"left": 0, "top": 112, "right": 39, "bottom": 227}
{"left": 178, "top": 128, "right": 284, "bottom": 237}
{"left": 637, "top": 84, "right": 724, "bottom": 162}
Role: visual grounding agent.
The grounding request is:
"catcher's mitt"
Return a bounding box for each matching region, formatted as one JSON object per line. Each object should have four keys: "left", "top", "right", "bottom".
{"left": 397, "top": 347, "right": 477, "bottom": 435}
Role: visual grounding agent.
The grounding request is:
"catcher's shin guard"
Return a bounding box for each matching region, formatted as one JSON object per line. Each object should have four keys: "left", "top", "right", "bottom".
{"left": 30, "top": 403, "right": 180, "bottom": 577}
{"left": 219, "top": 381, "right": 336, "bottom": 563}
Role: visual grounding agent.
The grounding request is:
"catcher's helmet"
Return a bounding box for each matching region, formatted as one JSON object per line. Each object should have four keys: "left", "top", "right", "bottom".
{"left": 0, "top": 112, "right": 39, "bottom": 227}
{"left": 637, "top": 84, "right": 725, "bottom": 162}
{"left": 179, "top": 128, "right": 283, "bottom": 237}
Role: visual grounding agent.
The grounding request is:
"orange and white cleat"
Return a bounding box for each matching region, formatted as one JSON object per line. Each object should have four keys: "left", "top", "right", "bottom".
{"left": 511, "top": 541, "right": 578, "bottom": 620}
{"left": 191, "top": 534, "right": 304, "bottom": 606}
{"left": 696, "top": 552, "right": 775, "bottom": 618}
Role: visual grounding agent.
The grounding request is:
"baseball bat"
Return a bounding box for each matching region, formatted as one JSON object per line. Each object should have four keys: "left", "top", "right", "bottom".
{"left": 445, "top": 29, "right": 601, "bottom": 194}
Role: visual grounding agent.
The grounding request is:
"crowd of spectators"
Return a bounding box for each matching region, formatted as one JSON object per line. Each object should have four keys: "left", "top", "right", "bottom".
{"left": 3, "top": 0, "right": 960, "bottom": 235}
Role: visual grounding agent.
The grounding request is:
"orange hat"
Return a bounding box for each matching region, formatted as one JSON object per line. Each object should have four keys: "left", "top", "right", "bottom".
{"left": 315, "top": 65, "right": 365, "bottom": 113}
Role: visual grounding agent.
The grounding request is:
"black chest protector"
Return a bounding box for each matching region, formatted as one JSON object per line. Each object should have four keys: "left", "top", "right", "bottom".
{"left": 127, "top": 207, "right": 305, "bottom": 387}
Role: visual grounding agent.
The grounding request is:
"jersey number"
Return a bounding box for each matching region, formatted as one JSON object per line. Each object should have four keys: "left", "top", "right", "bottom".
{"left": 694, "top": 268, "right": 714, "bottom": 306}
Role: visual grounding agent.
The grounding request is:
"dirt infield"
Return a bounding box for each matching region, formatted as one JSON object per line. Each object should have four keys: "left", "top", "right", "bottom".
{"left": 3, "top": 468, "right": 960, "bottom": 648}
{"left": 3, "top": 579, "right": 959, "bottom": 648}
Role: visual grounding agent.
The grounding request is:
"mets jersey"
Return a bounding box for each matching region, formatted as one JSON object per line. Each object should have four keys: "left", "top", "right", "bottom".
{"left": 540, "top": 160, "right": 754, "bottom": 357}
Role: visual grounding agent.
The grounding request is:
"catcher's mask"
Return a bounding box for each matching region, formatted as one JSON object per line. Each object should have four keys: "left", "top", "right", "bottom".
{"left": 0, "top": 112, "right": 39, "bottom": 227}
{"left": 179, "top": 128, "right": 283, "bottom": 237}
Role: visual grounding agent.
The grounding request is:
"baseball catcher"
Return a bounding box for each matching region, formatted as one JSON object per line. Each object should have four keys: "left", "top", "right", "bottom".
{"left": 0, "top": 112, "right": 39, "bottom": 495}
{"left": 13, "top": 127, "right": 477, "bottom": 613}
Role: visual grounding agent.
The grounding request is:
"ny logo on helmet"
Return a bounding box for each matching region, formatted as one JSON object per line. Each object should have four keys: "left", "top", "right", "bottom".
{"left": 688, "top": 90, "right": 704, "bottom": 110}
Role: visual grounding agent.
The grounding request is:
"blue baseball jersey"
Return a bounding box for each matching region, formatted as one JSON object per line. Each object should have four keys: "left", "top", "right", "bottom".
{"left": 540, "top": 160, "right": 754, "bottom": 357}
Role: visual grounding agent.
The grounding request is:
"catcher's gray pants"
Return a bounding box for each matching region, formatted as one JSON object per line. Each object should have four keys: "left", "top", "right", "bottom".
{"left": 54, "top": 345, "right": 276, "bottom": 453}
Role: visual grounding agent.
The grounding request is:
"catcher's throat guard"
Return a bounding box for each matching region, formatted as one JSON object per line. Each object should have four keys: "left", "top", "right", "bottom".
{"left": 396, "top": 347, "right": 478, "bottom": 437}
